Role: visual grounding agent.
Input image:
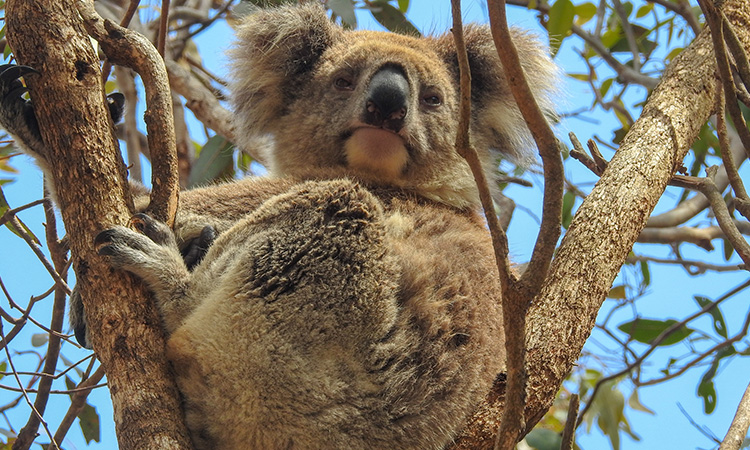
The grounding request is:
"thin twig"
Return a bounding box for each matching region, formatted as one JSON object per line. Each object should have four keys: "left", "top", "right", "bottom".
{"left": 638, "top": 321, "right": 750, "bottom": 386}
{"left": 700, "top": 0, "right": 750, "bottom": 161}
{"left": 486, "top": 0, "right": 565, "bottom": 445}
{"left": 12, "top": 192, "right": 68, "bottom": 450}
{"left": 5, "top": 215, "right": 71, "bottom": 295}
{"left": 577, "top": 279, "right": 750, "bottom": 426}
{"left": 0, "top": 199, "right": 45, "bottom": 227}
{"left": 157, "top": 0, "right": 170, "bottom": 57}
{"left": 695, "top": 168, "right": 750, "bottom": 268}
{"left": 646, "top": 0, "right": 702, "bottom": 35}
{"left": 626, "top": 253, "right": 743, "bottom": 273}
{"left": 715, "top": 84, "right": 750, "bottom": 219}
{"left": 721, "top": 13, "right": 750, "bottom": 93}
{"left": 560, "top": 394, "right": 580, "bottom": 450}
{"left": 612, "top": 0, "right": 641, "bottom": 71}
{"left": 0, "top": 323, "right": 58, "bottom": 449}
{"left": 53, "top": 366, "right": 107, "bottom": 445}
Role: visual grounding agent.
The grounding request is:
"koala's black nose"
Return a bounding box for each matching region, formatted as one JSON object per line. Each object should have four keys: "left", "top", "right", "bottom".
{"left": 363, "top": 65, "right": 409, "bottom": 132}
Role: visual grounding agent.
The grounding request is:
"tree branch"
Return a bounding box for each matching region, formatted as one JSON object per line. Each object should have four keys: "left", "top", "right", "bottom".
{"left": 77, "top": 0, "right": 179, "bottom": 226}
{"left": 718, "top": 379, "right": 750, "bottom": 450}
{"left": 525, "top": 0, "right": 750, "bottom": 434}
{"left": 4, "top": 1, "right": 192, "bottom": 448}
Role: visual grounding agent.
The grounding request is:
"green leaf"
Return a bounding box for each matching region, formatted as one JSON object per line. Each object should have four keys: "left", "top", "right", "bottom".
{"left": 607, "top": 285, "right": 627, "bottom": 300}
{"left": 0, "top": 185, "right": 40, "bottom": 244}
{"left": 595, "top": 381, "right": 626, "bottom": 450}
{"left": 78, "top": 402, "right": 101, "bottom": 443}
{"left": 369, "top": 2, "right": 420, "bottom": 36}
{"left": 617, "top": 318, "right": 694, "bottom": 346}
{"left": 694, "top": 296, "right": 728, "bottom": 338}
{"left": 574, "top": 2, "right": 597, "bottom": 25}
{"left": 65, "top": 377, "right": 101, "bottom": 443}
{"left": 636, "top": 3, "right": 654, "bottom": 18}
{"left": 722, "top": 238, "right": 734, "bottom": 261}
{"left": 601, "top": 29, "right": 622, "bottom": 50}
{"left": 525, "top": 428, "right": 562, "bottom": 450}
{"left": 397, "top": 0, "right": 409, "bottom": 13}
{"left": 548, "top": 0, "right": 575, "bottom": 56}
{"left": 639, "top": 260, "right": 650, "bottom": 286}
{"left": 31, "top": 333, "right": 48, "bottom": 347}
{"left": 665, "top": 46, "right": 684, "bottom": 63}
{"left": 567, "top": 73, "right": 590, "bottom": 82}
{"left": 329, "top": 0, "right": 357, "bottom": 28}
{"left": 627, "top": 389, "right": 654, "bottom": 415}
{"left": 600, "top": 78, "right": 614, "bottom": 98}
{"left": 187, "top": 136, "right": 235, "bottom": 188}
{"left": 561, "top": 190, "right": 576, "bottom": 229}
{"left": 698, "top": 365, "right": 717, "bottom": 414}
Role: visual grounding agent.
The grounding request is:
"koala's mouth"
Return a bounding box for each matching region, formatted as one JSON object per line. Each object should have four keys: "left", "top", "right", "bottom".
{"left": 343, "top": 126, "right": 409, "bottom": 179}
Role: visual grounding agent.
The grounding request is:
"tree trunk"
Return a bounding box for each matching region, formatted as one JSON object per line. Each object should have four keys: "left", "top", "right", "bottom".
{"left": 451, "top": 0, "right": 750, "bottom": 448}
{"left": 5, "top": 1, "right": 192, "bottom": 449}
{"left": 525, "top": 0, "right": 750, "bottom": 429}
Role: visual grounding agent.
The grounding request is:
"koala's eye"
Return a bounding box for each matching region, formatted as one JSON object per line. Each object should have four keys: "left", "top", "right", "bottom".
{"left": 334, "top": 77, "right": 354, "bottom": 91}
{"left": 421, "top": 94, "right": 442, "bottom": 107}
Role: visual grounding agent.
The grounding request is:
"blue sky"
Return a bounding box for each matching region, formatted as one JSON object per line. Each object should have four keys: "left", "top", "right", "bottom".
{"left": 2, "top": 1, "right": 749, "bottom": 449}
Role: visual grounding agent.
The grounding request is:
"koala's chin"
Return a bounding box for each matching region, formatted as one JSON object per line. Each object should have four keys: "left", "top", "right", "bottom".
{"left": 344, "top": 126, "right": 409, "bottom": 179}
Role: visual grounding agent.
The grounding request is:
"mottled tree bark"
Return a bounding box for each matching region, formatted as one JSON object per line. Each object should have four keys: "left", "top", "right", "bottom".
{"left": 450, "top": 1, "right": 750, "bottom": 448}
{"left": 5, "top": 1, "right": 192, "bottom": 449}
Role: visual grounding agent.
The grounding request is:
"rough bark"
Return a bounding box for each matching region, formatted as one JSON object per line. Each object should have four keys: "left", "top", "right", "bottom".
{"left": 526, "top": 0, "right": 747, "bottom": 429}
{"left": 5, "top": 1, "right": 192, "bottom": 449}
{"left": 450, "top": 0, "right": 750, "bottom": 448}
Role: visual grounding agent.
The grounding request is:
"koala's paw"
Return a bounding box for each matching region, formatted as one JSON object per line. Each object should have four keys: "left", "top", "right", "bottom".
{"left": 0, "top": 64, "right": 44, "bottom": 158}
{"left": 0, "top": 64, "right": 125, "bottom": 160}
{"left": 95, "top": 213, "right": 188, "bottom": 288}
{"left": 181, "top": 225, "right": 217, "bottom": 271}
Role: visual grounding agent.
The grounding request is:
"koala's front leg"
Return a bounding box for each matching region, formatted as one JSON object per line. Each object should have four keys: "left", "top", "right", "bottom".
{"left": 96, "top": 213, "right": 197, "bottom": 334}
{"left": 0, "top": 65, "right": 45, "bottom": 160}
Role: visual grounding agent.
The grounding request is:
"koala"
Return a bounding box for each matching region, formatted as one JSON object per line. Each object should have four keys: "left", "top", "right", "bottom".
{"left": 0, "top": 4, "right": 558, "bottom": 450}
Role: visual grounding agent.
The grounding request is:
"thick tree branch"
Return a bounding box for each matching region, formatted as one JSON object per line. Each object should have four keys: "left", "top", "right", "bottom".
{"left": 719, "top": 379, "right": 750, "bottom": 450}
{"left": 165, "top": 60, "right": 243, "bottom": 154}
{"left": 525, "top": 0, "right": 750, "bottom": 433}
{"left": 4, "top": 1, "right": 192, "bottom": 448}
{"left": 78, "top": 0, "right": 179, "bottom": 226}
{"left": 486, "top": 2, "right": 562, "bottom": 294}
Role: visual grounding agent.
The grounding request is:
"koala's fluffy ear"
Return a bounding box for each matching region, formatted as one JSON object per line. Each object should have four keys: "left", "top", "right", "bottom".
{"left": 229, "top": 5, "right": 342, "bottom": 151}
{"left": 432, "top": 25, "right": 558, "bottom": 164}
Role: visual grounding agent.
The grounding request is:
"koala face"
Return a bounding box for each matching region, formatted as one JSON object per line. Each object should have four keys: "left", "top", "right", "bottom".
{"left": 229, "top": 5, "right": 557, "bottom": 209}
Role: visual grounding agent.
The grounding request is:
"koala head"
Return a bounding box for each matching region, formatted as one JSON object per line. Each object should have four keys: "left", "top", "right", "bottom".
{"left": 229, "top": 5, "right": 557, "bottom": 209}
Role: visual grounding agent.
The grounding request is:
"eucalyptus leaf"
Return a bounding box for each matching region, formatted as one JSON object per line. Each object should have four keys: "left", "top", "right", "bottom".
{"left": 368, "top": 2, "right": 420, "bottom": 36}
{"left": 618, "top": 319, "right": 694, "bottom": 346}
{"left": 188, "top": 136, "right": 235, "bottom": 188}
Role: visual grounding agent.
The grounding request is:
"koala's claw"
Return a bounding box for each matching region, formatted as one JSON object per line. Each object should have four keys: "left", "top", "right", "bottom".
{"left": 182, "top": 225, "right": 217, "bottom": 270}
{"left": 130, "top": 213, "right": 176, "bottom": 246}
{"left": 0, "top": 64, "right": 38, "bottom": 112}
{"left": 0, "top": 64, "right": 44, "bottom": 157}
{"left": 0, "top": 64, "right": 39, "bottom": 86}
{"left": 96, "top": 216, "right": 188, "bottom": 297}
{"left": 106, "top": 92, "right": 125, "bottom": 124}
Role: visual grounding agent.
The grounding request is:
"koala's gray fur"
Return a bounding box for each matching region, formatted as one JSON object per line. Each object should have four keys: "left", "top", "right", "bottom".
{"left": 0, "top": 4, "right": 558, "bottom": 449}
